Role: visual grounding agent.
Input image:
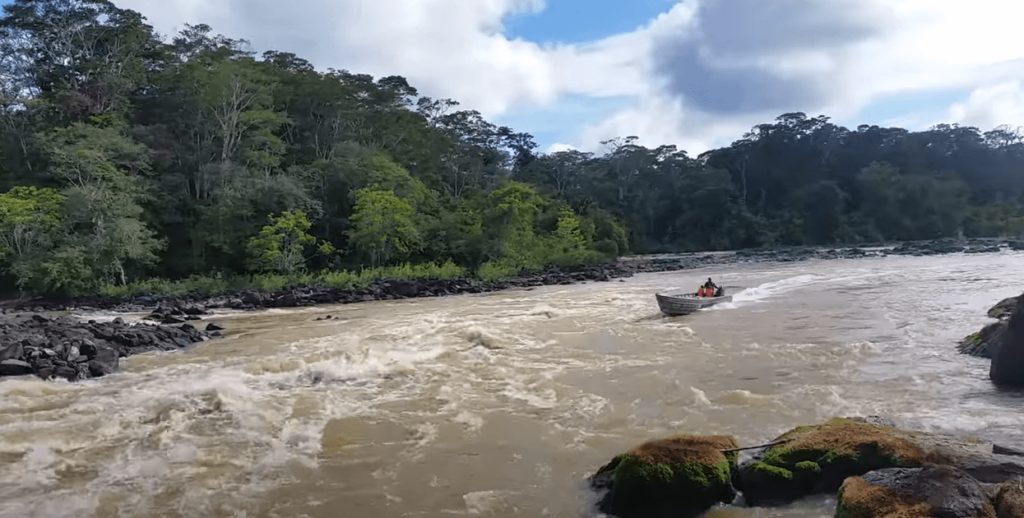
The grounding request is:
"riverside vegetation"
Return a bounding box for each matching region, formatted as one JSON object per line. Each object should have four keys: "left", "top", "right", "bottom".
{"left": 2, "top": 0, "right": 1024, "bottom": 301}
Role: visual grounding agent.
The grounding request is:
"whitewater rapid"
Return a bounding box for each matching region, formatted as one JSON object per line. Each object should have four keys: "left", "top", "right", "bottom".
{"left": 2, "top": 252, "right": 1023, "bottom": 517}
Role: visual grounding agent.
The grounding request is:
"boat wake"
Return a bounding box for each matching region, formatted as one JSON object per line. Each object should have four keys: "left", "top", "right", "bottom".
{"left": 708, "top": 274, "right": 825, "bottom": 311}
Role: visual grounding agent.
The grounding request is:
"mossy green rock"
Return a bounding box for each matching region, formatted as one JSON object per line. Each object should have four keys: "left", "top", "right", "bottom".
{"left": 590, "top": 435, "right": 739, "bottom": 518}
{"left": 737, "top": 417, "right": 924, "bottom": 506}
{"left": 958, "top": 321, "right": 1007, "bottom": 359}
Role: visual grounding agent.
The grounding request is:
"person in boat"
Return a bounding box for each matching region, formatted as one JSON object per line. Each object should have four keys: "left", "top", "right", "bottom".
{"left": 697, "top": 278, "right": 719, "bottom": 297}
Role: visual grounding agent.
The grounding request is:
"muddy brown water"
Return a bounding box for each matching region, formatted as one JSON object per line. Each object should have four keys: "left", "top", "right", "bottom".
{"left": 2, "top": 253, "right": 1024, "bottom": 517}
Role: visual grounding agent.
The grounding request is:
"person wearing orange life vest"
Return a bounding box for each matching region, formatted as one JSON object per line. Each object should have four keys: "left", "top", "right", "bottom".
{"left": 701, "top": 278, "right": 720, "bottom": 297}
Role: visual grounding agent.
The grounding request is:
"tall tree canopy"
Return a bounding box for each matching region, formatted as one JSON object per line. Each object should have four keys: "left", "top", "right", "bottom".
{"left": 2, "top": 0, "right": 1023, "bottom": 294}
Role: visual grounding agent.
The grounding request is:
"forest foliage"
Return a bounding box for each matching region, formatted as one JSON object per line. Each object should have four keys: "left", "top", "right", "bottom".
{"left": 2, "top": 0, "right": 1023, "bottom": 296}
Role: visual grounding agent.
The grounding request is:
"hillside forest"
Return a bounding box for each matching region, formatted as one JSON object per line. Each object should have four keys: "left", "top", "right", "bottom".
{"left": 2, "top": 0, "right": 1024, "bottom": 297}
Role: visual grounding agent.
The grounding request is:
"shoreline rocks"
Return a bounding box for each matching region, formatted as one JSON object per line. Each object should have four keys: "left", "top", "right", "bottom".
{"left": 2, "top": 237, "right": 1017, "bottom": 317}
{"left": 588, "top": 417, "right": 1024, "bottom": 518}
{"left": 0, "top": 313, "right": 215, "bottom": 382}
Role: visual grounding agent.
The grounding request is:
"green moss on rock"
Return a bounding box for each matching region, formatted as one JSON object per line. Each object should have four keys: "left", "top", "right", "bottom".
{"left": 795, "top": 460, "right": 822, "bottom": 473}
{"left": 747, "top": 461, "right": 794, "bottom": 480}
{"left": 738, "top": 417, "right": 924, "bottom": 506}
{"left": 591, "top": 435, "right": 739, "bottom": 518}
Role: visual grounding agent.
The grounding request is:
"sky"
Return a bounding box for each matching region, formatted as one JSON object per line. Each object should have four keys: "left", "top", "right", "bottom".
{"left": 5, "top": 0, "right": 1024, "bottom": 155}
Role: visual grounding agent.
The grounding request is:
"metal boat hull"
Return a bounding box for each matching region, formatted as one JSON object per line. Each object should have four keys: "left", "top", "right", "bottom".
{"left": 656, "top": 292, "right": 733, "bottom": 316}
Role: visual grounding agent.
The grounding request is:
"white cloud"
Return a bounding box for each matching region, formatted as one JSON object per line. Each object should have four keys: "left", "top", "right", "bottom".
{"left": 115, "top": 0, "right": 1024, "bottom": 154}
{"left": 545, "top": 142, "right": 576, "bottom": 153}
{"left": 949, "top": 81, "right": 1024, "bottom": 130}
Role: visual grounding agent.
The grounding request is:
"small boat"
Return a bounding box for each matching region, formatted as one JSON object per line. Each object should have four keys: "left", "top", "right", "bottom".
{"left": 656, "top": 290, "right": 732, "bottom": 316}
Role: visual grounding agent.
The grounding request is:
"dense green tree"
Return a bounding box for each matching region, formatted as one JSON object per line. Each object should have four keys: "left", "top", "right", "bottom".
{"left": 347, "top": 188, "right": 420, "bottom": 267}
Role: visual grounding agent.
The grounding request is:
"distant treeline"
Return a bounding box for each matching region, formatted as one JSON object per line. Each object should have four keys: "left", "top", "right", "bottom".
{"left": 1, "top": 0, "right": 1022, "bottom": 296}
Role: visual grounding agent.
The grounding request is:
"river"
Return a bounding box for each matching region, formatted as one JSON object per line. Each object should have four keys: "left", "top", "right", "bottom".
{"left": 2, "top": 252, "right": 1024, "bottom": 517}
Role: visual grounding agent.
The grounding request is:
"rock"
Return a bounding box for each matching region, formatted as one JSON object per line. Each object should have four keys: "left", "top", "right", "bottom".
{"left": 991, "top": 294, "right": 1024, "bottom": 387}
{"left": 994, "top": 479, "right": 1024, "bottom": 518}
{"left": 205, "top": 323, "right": 224, "bottom": 331}
{"left": 0, "top": 359, "right": 32, "bottom": 376}
{"left": 589, "top": 435, "right": 738, "bottom": 518}
{"left": 960, "top": 321, "right": 1007, "bottom": 359}
{"left": 1, "top": 313, "right": 217, "bottom": 382}
{"left": 989, "top": 297, "right": 1019, "bottom": 321}
{"left": 836, "top": 465, "right": 995, "bottom": 518}
{"left": 736, "top": 417, "right": 925, "bottom": 506}
{"left": 0, "top": 342, "right": 24, "bottom": 362}
{"left": 161, "top": 315, "right": 185, "bottom": 325}
{"left": 87, "top": 348, "right": 119, "bottom": 377}
{"left": 53, "top": 365, "right": 78, "bottom": 382}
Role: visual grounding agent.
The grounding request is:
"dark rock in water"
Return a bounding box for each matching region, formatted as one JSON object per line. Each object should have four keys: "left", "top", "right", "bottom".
{"left": 161, "top": 315, "right": 186, "bottom": 325}
{"left": 959, "top": 321, "right": 1008, "bottom": 359}
{"left": 837, "top": 465, "right": 995, "bottom": 518}
{"left": 87, "top": 348, "right": 119, "bottom": 377}
{"left": 589, "top": 435, "right": 738, "bottom": 518}
{"left": 205, "top": 323, "right": 224, "bottom": 331}
{"left": 989, "top": 297, "right": 1019, "bottom": 321}
{"left": 960, "top": 295, "right": 1020, "bottom": 359}
{"left": 53, "top": 365, "right": 78, "bottom": 382}
{"left": 1, "top": 314, "right": 216, "bottom": 382}
{"left": 991, "top": 295, "right": 1024, "bottom": 387}
{"left": 0, "top": 359, "right": 32, "bottom": 376}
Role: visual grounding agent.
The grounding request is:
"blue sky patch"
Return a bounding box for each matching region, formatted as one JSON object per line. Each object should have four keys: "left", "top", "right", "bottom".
{"left": 503, "top": 0, "right": 676, "bottom": 45}
{"left": 849, "top": 87, "right": 970, "bottom": 128}
{"left": 493, "top": 94, "right": 635, "bottom": 150}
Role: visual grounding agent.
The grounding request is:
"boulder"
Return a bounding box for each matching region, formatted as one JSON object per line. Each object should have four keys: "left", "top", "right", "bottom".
{"left": 87, "top": 347, "right": 119, "bottom": 377}
{"left": 990, "top": 297, "right": 1019, "bottom": 320}
{"left": 590, "top": 435, "right": 739, "bottom": 518}
{"left": 736, "top": 417, "right": 925, "bottom": 506}
{"left": 991, "top": 295, "right": 1024, "bottom": 387}
{"left": 993, "top": 479, "right": 1024, "bottom": 518}
{"left": 0, "top": 359, "right": 32, "bottom": 376}
{"left": 960, "top": 295, "right": 1020, "bottom": 359}
{"left": 960, "top": 321, "right": 1007, "bottom": 359}
{"left": 836, "top": 465, "right": 995, "bottom": 518}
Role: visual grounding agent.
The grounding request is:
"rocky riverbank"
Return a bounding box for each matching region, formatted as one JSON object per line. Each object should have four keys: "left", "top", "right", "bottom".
{"left": 0, "top": 312, "right": 217, "bottom": 382}
{"left": 2, "top": 237, "right": 1018, "bottom": 316}
{"left": 1, "top": 236, "right": 1018, "bottom": 384}
{"left": 589, "top": 416, "right": 1024, "bottom": 518}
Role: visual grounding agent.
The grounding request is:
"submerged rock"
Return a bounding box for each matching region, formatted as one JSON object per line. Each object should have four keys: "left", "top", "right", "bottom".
{"left": 836, "top": 465, "right": 995, "bottom": 518}
{"left": 589, "top": 435, "right": 738, "bottom": 518}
